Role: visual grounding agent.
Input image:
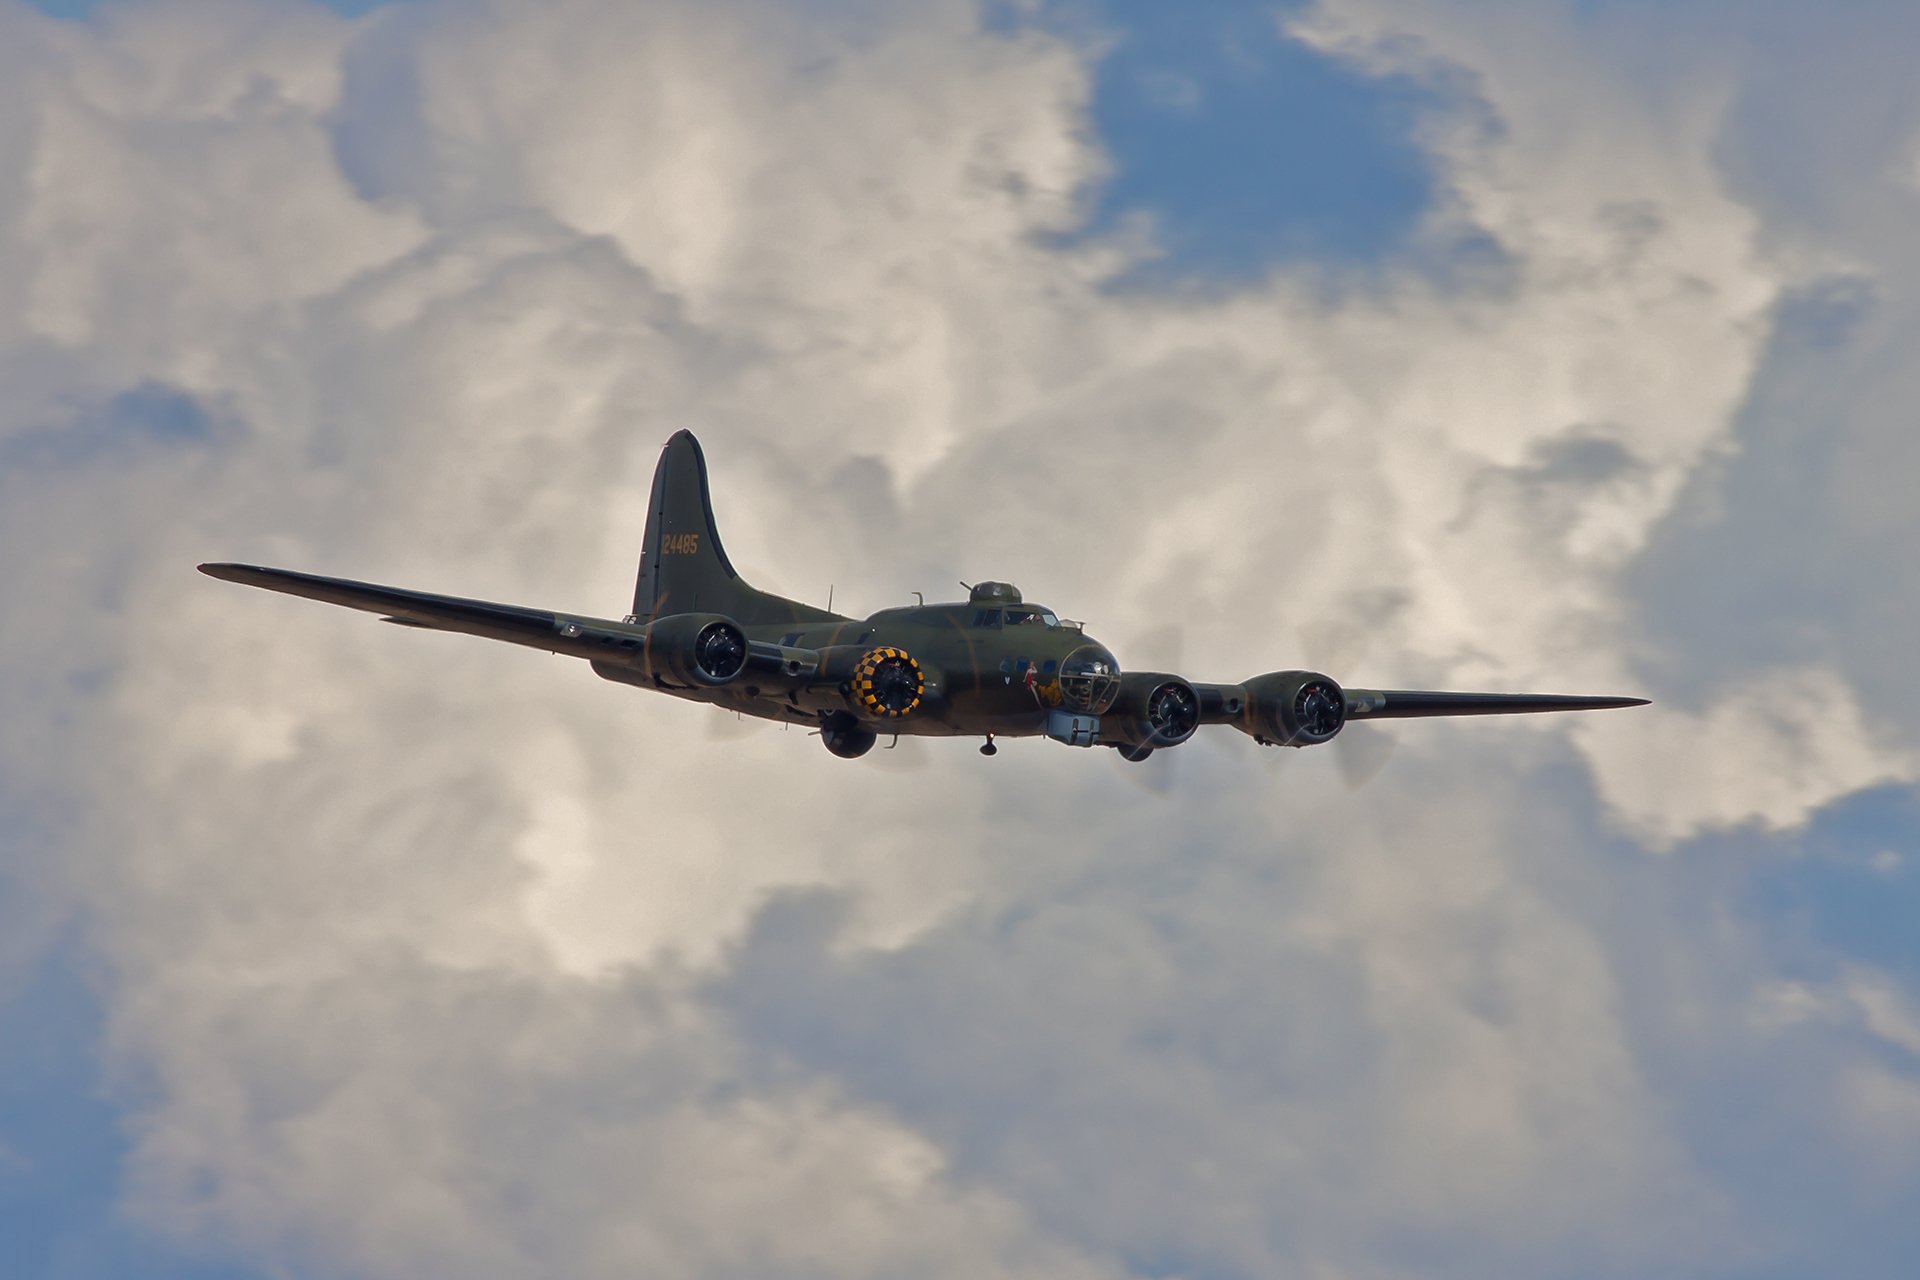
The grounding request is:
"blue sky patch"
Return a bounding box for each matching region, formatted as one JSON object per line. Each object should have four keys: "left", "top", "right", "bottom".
{"left": 27, "top": 0, "right": 1444, "bottom": 288}
{"left": 1657, "top": 783, "right": 1920, "bottom": 986}
{"left": 1061, "top": 0, "right": 1442, "bottom": 284}
{"left": 1750, "top": 784, "right": 1920, "bottom": 985}
{"left": 0, "top": 384, "right": 227, "bottom": 473}
{"left": 0, "top": 939, "right": 265, "bottom": 1280}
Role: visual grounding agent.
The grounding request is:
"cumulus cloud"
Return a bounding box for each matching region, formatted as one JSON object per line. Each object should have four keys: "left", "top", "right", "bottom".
{"left": 1579, "top": 666, "right": 1915, "bottom": 847}
{"left": 3, "top": 0, "right": 1919, "bottom": 1276}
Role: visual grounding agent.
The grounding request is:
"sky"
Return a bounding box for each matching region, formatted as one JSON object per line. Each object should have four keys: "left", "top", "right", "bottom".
{"left": 1, "top": 0, "right": 1918, "bottom": 1276}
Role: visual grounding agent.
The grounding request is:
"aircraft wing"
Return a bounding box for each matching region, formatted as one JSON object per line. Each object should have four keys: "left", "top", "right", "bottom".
{"left": 1342, "top": 689, "right": 1649, "bottom": 718}
{"left": 198, "top": 563, "right": 566, "bottom": 648}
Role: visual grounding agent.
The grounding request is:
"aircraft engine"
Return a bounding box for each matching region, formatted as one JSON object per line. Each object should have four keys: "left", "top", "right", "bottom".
{"left": 1240, "top": 670, "right": 1346, "bottom": 745}
{"left": 1106, "top": 672, "right": 1202, "bottom": 751}
{"left": 849, "top": 646, "right": 925, "bottom": 719}
{"left": 641, "top": 612, "right": 750, "bottom": 686}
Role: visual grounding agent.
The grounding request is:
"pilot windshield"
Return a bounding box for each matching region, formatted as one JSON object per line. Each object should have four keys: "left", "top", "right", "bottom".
{"left": 1004, "top": 607, "right": 1060, "bottom": 628}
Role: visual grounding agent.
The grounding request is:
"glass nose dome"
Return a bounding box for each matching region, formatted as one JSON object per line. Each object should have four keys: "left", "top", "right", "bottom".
{"left": 1058, "top": 644, "right": 1121, "bottom": 713}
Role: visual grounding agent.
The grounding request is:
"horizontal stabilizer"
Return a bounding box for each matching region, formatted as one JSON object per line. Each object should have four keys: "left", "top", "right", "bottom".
{"left": 1343, "top": 689, "right": 1650, "bottom": 719}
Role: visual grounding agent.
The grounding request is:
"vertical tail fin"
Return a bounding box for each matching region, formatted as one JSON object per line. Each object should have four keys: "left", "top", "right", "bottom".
{"left": 632, "top": 432, "right": 844, "bottom": 627}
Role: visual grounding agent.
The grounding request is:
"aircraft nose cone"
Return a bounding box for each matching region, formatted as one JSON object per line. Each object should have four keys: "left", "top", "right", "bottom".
{"left": 1059, "top": 643, "right": 1121, "bottom": 713}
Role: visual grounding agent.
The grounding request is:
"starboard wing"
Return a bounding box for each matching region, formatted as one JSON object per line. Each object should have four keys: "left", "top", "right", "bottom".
{"left": 1342, "top": 689, "right": 1649, "bottom": 719}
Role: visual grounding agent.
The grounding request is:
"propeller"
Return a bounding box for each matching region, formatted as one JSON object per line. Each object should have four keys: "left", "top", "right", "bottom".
{"left": 867, "top": 657, "right": 923, "bottom": 714}
{"left": 1146, "top": 681, "right": 1201, "bottom": 743}
{"left": 1293, "top": 681, "right": 1344, "bottom": 738}
{"left": 694, "top": 621, "right": 749, "bottom": 682}
{"left": 1299, "top": 618, "right": 1396, "bottom": 789}
{"left": 1329, "top": 720, "right": 1394, "bottom": 788}
{"left": 1116, "top": 624, "right": 1186, "bottom": 794}
{"left": 1102, "top": 615, "right": 1407, "bottom": 789}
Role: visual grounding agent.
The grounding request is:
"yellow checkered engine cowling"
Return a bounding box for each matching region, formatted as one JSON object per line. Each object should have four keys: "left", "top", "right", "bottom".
{"left": 849, "top": 647, "right": 925, "bottom": 719}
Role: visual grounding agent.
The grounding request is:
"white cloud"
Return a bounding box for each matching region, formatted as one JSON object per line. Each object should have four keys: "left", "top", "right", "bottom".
{"left": 1578, "top": 666, "right": 1916, "bottom": 847}
{"left": 3, "top": 0, "right": 1920, "bottom": 1276}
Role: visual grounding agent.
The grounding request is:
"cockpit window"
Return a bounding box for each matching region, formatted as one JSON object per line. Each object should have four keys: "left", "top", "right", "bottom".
{"left": 972, "top": 609, "right": 1002, "bottom": 629}
{"left": 1004, "top": 607, "right": 1060, "bottom": 628}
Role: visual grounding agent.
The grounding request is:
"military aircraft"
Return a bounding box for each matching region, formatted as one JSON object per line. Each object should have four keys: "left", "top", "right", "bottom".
{"left": 200, "top": 431, "right": 1648, "bottom": 763}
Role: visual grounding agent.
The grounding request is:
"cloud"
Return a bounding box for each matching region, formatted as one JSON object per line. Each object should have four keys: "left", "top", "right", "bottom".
{"left": 3, "top": 0, "right": 1920, "bottom": 1276}
{"left": 713, "top": 768, "right": 1734, "bottom": 1277}
{"left": 1579, "top": 666, "right": 1916, "bottom": 847}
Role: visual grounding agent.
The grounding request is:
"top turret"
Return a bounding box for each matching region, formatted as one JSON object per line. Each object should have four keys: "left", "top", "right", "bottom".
{"left": 968, "top": 581, "right": 1022, "bottom": 605}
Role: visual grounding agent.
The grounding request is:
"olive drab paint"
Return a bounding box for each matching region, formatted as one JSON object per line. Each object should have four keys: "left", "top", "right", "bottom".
{"left": 200, "top": 430, "right": 1649, "bottom": 764}
{"left": 630, "top": 432, "right": 840, "bottom": 628}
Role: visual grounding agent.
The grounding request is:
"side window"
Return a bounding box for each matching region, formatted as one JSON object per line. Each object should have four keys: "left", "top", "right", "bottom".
{"left": 974, "top": 609, "right": 1002, "bottom": 629}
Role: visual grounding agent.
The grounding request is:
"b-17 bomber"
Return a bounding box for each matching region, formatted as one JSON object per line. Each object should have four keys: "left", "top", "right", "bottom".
{"left": 201, "top": 431, "right": 1648, "bottom": 764}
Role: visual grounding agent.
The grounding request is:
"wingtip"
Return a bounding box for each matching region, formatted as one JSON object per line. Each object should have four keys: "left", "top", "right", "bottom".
{"left": 199, "top": 562, "right": 282, "bottom": 585}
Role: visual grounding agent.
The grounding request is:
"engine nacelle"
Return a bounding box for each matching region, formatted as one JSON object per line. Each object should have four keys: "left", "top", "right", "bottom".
{"left": 640, "top": 612, "right": 749, "bottom": 686}
{"left": 845, "top": 646, "right": 926, "bottom": 720}
{"left": 1239, "top": 670, "right": 1346, "bottom": 746}
{"left": 1104, "top": 671, "right": 1202, "bottom": 749}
